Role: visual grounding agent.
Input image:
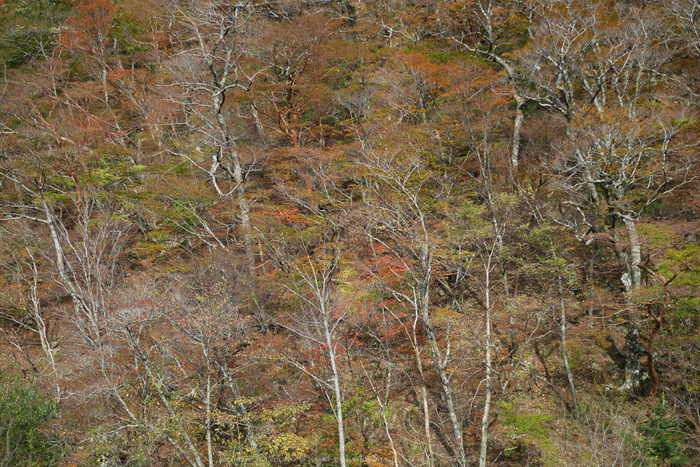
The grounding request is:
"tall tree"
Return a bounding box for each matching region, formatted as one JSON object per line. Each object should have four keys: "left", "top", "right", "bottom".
{"left": 265, "top": 208, "right": 352, "bottom": 467}
{"left": 360, "top": 131, "right": 468, "bottom": 466}
{"left": 248, "top": 12, "right": 350, "bottom": 147}
{"left": 449, "top": 0, "right": 530, "bottom": 167}
{"left": 162, "top": 0, "right": 268, "bottom": 322}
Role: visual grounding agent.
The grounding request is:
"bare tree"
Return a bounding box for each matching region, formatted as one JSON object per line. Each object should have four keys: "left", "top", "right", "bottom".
{"left": 265, "top": 211, "right": 351, "bottom": 467}
{"left": 0, "top": 233, "right": 60, "bottom": 397}
{"left": 450, "top": 0, "right": 530, "bottom": 167}
{"left": 359, "top": 141, "right": 468, "bottom": 466}
{"left": 162, "top": 0, "right": 269, "bottom": 323}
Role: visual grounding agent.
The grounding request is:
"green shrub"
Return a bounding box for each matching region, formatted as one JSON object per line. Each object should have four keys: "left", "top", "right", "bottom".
{"left": 0, "top": 374, "right": 62, "bottom": 466}
{"left": 635, "top": 403, "right": 690, "bottom": 467}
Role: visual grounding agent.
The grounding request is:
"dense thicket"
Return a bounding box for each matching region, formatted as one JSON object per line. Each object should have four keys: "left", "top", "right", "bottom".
{"left": 1, "top": 0, "right": 699, "bottom": 466}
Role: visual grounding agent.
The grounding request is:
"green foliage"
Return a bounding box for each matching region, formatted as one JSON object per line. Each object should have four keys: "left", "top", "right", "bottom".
{"left": 0, "top": 0, "right": 70, "bottom": 67}
{"left": 661, "top": 243, "right": 700, "bottom": 275}
{"left": 642, "top": 201, "right": 669, "bottom": 218}
{"left": 421, "top": 47, "right": 472, "bottom": 64}
{"left": 40, "top": 192, "right": 72, "bottom": 203}
{"left": 82, "top": 152, "right": 147, "bottom": 189}
{"left": 219, "top": 399, "right": 312, "bottom": 466}
{"left": 111, "top": 7, "right": 150, "bottom": 55}
{"left": 0, "top": 374, "right": 62, "bottom": 466}
{"left": 502, "top": 402, "right": 554, "bottom": 441}
{"left": 342, "top": 385, "right": 389, "bottom": 458}
{"left": 132, "top": 229, "right": 172, "bottom": 259}
{"left": 651, "top": 242, "right": 700, "bottom": 324}
{"left": 2, "top": 0, "right": 70, "bottom": 21}
{"left": 0, "top": 30, "right": 56, "bottom": 67}
{"left": 635, "top": 403, "right": 690, "bottom": 467}
{"left": 502, "top": 402, "right": 556, "bottom": 463}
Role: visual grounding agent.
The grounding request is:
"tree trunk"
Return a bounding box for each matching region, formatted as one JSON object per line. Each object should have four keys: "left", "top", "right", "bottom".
{"left": 203, "top": 344, "right": 214, "bottom": 467}
{"left": 479, "top": 275, "right": 493, "bottom": 467}
{"left": 127, "top": 327, "right": 205, "bottom": 467}
{"left": 250, "top": 105, "right": 268, "bottom": 144}
{"left": 622, "top": 215, "right": 642, "bottom": 289}
{"left": 323, "top": 311, "right": 346, "bottom": 467}
{"left": 550, "top": 239, "right": 579, "bottom": 418}
{"left": 418, "top": 243, "right": 466, "bottom": 466}
{"left": 621, "top": 215, "right": 642, "bottom": 393}
{"left": 412, "top": 344, "right": 434, "bottom": 466}
{"left": 26, "top": 253, "right": 61, "bottom": 398}
{"left": 622, "top": 324, "right": 641, "bottom": 393}
{"left": 558, "top": 271, "right": 579, "bottom": 418}
{"left": 511, "top": 93, "right": 525, "bottom": 168}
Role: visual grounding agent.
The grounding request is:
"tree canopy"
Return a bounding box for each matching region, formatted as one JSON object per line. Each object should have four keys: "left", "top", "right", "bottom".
{"left": 0, "top": 0, "right": 699, "bottom": 465}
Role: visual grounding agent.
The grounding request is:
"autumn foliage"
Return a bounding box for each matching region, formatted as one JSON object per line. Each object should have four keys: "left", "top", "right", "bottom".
{"left": 0, "top": 0, "right": 699, "bottom": 466}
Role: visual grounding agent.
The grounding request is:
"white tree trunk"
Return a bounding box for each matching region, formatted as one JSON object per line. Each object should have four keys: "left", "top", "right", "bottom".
{"left": 323, "top": 311, "right": 346, "bottom": 467}
{"left": 550, "top": 240, "right": 579, "bottom": 418}
{"left": 479, "top": 268, "right": 493, "bottom": 467}
{"left": 511, "top": 93, "right": 525, "bottom": 168}
{"left": 621, "top": 215, "right": 642, "bottom": 393}
{"left": 418, "top": 244, "right": 466, "bottom": 466}
{"left": 622, "top": 215, "right": 642, "bottom": 290}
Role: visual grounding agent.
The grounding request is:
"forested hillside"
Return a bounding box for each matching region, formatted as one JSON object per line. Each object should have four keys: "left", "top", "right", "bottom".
{"left": 1, "top": 0, "right": 699, "bottom": 465}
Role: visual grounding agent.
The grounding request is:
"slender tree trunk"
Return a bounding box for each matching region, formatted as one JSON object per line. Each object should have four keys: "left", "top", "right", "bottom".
{"left": 573, "top": 149, "right": 600, "bottom": 205}
{"left": 127, "top": 328, "right": 205, "bottom": 467}
{"left": 465, "top": 40, "right": 524, "bottom": 171}
{"left": 413, "top": 345, "right": 434, "bottom": 467}
{"left": 587, "top": 241, "right": 599, "bottom": 316}
{"left": 646, "top": 311, "right": 660, "bottom": 404}
{"left": 636, "top": 261, "right": 681, "bottom": 405}
{"left": 41, "top": 197, "right": 67, "bottom": 283}
{"left": 622, "top": 324, "right": 641, "bottom": 393}
{"left": 250, "top": 105, "right": 268, "bottom": 144}
{"left": 418, "top": 243, "right": 466, "bottom": 466}
{"left": 323, "top": 312, "right": 346, "bottom": 467}
{"left": 26, "top": 254, "right": 61, "bottom": 398}
{"left": 557, "top": 270, "right": 579, "bottom": 418}
{"left": 40, "top": 197, "right": 94, "bottom": 343}
{"left": 224, "top": 142, "right": 267, "bottom": 327}
{"left": 550, "top": 239, "right": 579, "bottom": 418}
{"left": 367, "top": 361, "right": 400, "bottom": 467}
{"left": 479, "top": 272, "right": 493, "bottom": 467}
{"left": 203, "top": 344, "right": 214, "bottom": 467}
{"left": 390, "top": 301, "right": 433, "bottom": 464}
